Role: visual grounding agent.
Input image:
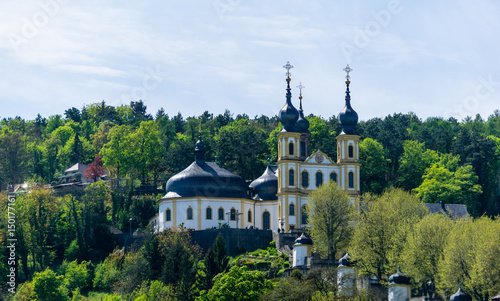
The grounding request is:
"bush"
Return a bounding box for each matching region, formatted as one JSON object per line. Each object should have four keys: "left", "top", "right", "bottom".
{"left": 32, "top": 269, "right": 68, "bottom": 301}
{"left": 93, "top": 252, "right": 124, "bottom": 291}
{"left": 64, "top": 260, "right": 94, "bottom": 294}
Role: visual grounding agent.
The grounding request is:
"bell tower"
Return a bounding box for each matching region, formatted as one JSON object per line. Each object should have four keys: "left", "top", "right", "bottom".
{"left": 336, "top": 65, "right": 360, "bottom": 195}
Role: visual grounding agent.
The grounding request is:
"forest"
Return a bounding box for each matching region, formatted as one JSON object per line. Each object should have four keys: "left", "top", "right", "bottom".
{"left": 0, "top": 99, "right": 499, "bottom": 300}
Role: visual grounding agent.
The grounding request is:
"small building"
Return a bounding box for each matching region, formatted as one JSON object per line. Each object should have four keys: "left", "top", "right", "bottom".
{"left": 424, "top": 201, "right": 469, "bottom": 218}
{"left": 56, "top": 163, "right": 109, "bottom": 186}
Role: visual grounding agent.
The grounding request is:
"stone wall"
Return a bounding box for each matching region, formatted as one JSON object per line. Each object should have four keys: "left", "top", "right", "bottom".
{"left": 190, "top": 228, "right": 273, "bottom": 255}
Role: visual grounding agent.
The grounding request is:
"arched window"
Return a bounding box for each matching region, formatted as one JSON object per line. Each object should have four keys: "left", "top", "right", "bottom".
{"left": 289, "top": 203, "right": 295, "bottom": 216}
{"left": 166, "top": 209, "right": 171, "bottom": 221}
{"left": 230, "top": 208, "right": 236, "bottom": 221}
{"left": 315, "top": 171, "right": 323, "bottom": 188}
{"left": 300, "top": 141, "right": 306, "bottom": 157}
{"left": 263, "top": 211, "right": 270, "bottom": 230}
{"left": 348, "top": 172, "right": 354, "bottom": 188}
{"left": 330, "top": 172, "right": 337, "bottom": 183}
{"left": 289, "top": 142, "right": 294, "bottom": 155}
{"left": 248, "top": 210, "right": 252, "bottom": 223}
{"left": 206, "top": 207, "right": 212, "bottom": 220}
{"left": 301, "top": 205, "right": 308, "bottom": 225}
{"left": 301, "top": 171, "right": 309, "bottom": 188}
{"left": 218, "top": 208, "right": 224, "bottom": 220}
{"left": 348, "top": 145, "right": 354, "bottom": 158}
{"left": 289, "top": 169, "right": 295, "bottom": 186}
{"left": 187, "top": 207, "right": 193, "bottom": 220}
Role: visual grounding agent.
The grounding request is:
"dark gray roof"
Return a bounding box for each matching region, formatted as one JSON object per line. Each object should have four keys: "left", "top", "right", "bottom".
{"left": 249, "top": 165, "right": 278, "bottom": 201}
{"left": 338, "top": 252, "right": 353, "bottom": 268}
{"left": 450, "top": 286, "right": 472, "bottom": 301}
{"left": 388, "top": 268, "right": 411, "bottom": 285}
{"left": 164, "top": 161, "right": 249, "bottom": 199}
{"left": 424, "top": 203, "right": 469, "bottom": 218}
{"left": 294, "top": 232, "right": 313, "bottom": 246}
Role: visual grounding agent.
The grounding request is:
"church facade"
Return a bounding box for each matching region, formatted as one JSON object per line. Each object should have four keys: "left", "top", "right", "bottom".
{"left": 155, "top": 63, "right": 360, "bottom": 233}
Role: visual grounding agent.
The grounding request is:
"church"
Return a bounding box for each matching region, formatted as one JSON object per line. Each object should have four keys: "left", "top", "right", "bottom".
{"left": 154, "top": 62, "right": 360, "bottom": 232}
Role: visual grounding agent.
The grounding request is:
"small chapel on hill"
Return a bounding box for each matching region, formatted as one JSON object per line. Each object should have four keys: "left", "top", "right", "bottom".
{"left": 154, "top": 62, "right": 361, "bottom": 233}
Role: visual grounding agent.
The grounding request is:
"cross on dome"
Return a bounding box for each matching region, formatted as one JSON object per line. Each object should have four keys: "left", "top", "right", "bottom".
{"left": 283, "top": 61, "right": 293, "bottom": 78}
{"left": 343, "top": 65, "right": 353, "bottom": 81}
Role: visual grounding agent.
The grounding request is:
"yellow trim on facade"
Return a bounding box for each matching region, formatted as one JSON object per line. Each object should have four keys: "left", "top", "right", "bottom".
{"left": 172, "top": 200, "right": 177, "bottom": 231}
{"left": 240, "top": 199, "right": 244, "bottom": 228}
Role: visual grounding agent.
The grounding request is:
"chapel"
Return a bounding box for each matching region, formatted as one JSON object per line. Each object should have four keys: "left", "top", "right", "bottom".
{"left": 155, "top": 62, "right": 361, "bottom": 232}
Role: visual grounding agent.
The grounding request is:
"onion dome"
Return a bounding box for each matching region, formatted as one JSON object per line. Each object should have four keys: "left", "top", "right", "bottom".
{"left": 278, "top": 61, "right": 299, "bottom": 132}
{"left": 249, "top": 165, "right": 278, "bottom": 201}
{"left": 450, "top": 285, "right": 472, "bottom": 301}
{"left": 338, "top": 65, "right": 358, "bottom": 135}
{"left": 164, "top": 139, "right": 248, "bottom": 199}
{"left": 338, "top": 252, "right": 353, "bottom": 268}
{"left": 294, "top": 232, "right": 313, "bottom": 246}
{"left": 295, "top": 82, "right": 310, "bottom": 133}
{"left": 388, "top": 267, "right": 411, "bottom": 285}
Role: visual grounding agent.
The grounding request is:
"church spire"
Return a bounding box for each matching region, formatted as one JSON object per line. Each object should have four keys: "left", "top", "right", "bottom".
{"left": 296, "top": 82, "right": 309, "bottom": 133}
{"left": 278, "top": 61, "right": 299, "bottom": 132}
{"left": 338, "top": 65, "right": 358, "bottom": 135}
{"left": 194, "top": 135, "right": 206, "bottom": 165}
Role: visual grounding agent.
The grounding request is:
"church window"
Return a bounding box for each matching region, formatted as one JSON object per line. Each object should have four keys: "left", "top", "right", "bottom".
{"left": 248, "top": 210, "right": 252, "bottom": 223}
{"left": 187, "top": 207, "right": 193, "bottom": 220}
{"left": 300, "top": 141, "right": 306, "bottom": 157}
{"left": 348, "top": 145, "right": 354, "bottom": 158}
{"left": 289, "top": 169, "right": 295, "bottom": 186}
{"left": 166, "top": 209, "right": 171, "bottom": 221}
{"left": 315, "top": 171, "right": 323, "bottom": 188}
{"left": 218, "top": 208, "right": 224, "bottom": 220}
{"left": 348, "top": 172, "right": 354, "bottom": 188}
{"left": 301, "top": 171, "right": 309, "bottom": 188}
{"left": 289, "top": 203, "right": 295, "bottom": 216}
{"left": 330, "top": 172, "right": 337, "bottom": 182}
{"left": 263, "top": 211, "right": 270, "bottom": 230}
{"left": 289, "top": 142, "right": 294, "bottom": 155}
{"left": 206, "top": 207, "right": 212, "bottom": 220}
{"left": 301, "top": 205, "right": 308, "bottom": 225}
{"left": 230, "top": 208, "right": 236, "bottom": 221}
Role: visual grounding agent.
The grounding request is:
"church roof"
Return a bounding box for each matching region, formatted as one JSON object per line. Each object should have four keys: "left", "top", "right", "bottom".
{"left": 249, "top": 165, "right": 278, "bottom": 201}
{"left": 164, "top": 161, "right": 249, "bottom": 199}
{"left": 424, "top": 203, "right": 469, "bottom": 218}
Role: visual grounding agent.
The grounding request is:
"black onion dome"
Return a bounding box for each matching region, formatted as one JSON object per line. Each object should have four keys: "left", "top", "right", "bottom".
{"left": 194, "top": 135, "right": 206, "bottom": 165}
{"left": 296, "top": 102, "right": 310, "bottom": 133}
{"left": 294, "top": 232, "right": 313, "bottom": 246}
{"left": 164, "top": 162, "right": 249, "bottom": 199}
{"left": 450, "top": 286, "right": 472, "bottom": 301}
{"left": 279, "top": 78, "right": 299, "bottom": 132}
{"left": 338, "top": 252, "right": 353, "bottom": 268}
{"left": 338, "top": 81, "right": 358, "bottom": 135}
{"left": 249, "top": 165, "right": 278, "bottom": 201}
{"left": 388, "top": 267, "right": 411, "bottom": 285}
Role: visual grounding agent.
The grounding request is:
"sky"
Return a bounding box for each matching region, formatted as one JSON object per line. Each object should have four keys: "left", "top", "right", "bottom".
{"left": 1, "top": 0, "right": 499, "bottom": 122}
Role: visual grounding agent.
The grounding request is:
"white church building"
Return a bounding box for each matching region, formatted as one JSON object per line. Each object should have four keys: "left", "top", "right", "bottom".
{"left": 154, "top": 63, "right": 360, "bottom": 232}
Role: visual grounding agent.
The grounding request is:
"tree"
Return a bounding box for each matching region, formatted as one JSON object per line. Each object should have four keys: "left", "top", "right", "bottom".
{"left": 31, "top": 268, "right": 68, "bottom": 301}
{"left": 401, "top": 214, "right": 453, "bottom": 297}
{"left": 198, "top": 266, "right": 273, "bottom": 301}
{"left": 84, "top": 154, "right": 105, "bottom": 182}
{"left": 129, "top": 121, "right": 163, "bottom": 185}
{"left": 202, "top": 233, "right": 229, "bottom": 291}
{"left": 359, "top": 138, "right": 390, "bottom": 194}
{"left": 397, "top": 140, "right": 439, "bottom": 191}
{"left": 101, "top": 125, "right": 132, "bottom": 179}
{"left": 65, "top": 107, "right": 81, "bottom": 123}
{"left": 349, "top": 188, "right": 427, "bottom": 282}
{"left": 0, "top": 129, "right": 29, "bottom": 188}
{"left": 437, "top": 217, "right": 500, "bottom": 301}
{"left": 306, "top": 181, "right": 355, "bottom": 260}
{"left": 308, "top": 116, "right": 337, "bottom": 159}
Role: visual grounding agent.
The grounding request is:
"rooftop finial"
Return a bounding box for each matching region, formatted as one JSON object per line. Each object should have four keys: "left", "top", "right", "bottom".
{"left": 343, "top": 64, "right": 353, "bottom": 84}
{"left": 283, "top": 61, "right": 293, "bottom": 82}
{"left": 297, "top": 82, "right": 305, "bottom": 106}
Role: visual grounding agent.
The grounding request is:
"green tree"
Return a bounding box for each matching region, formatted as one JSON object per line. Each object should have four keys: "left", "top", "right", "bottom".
{"left": 129, "top": 121, "right": 163, "bottom": 185}
{"left": 0, "top": 129, "right": 29, "bottom": 187}
{"left": 359, "top": 138, "right": 390, "bottom": 194}
{"left": 349, "top": 188, "right": 427, "bottom": 282}
{"left": 401, "top": 214, "right": 453, "bottom": 297}
{"left": 437, "top": 217, "right": 500, "bottom": 301}
{"left": 62, "top": 260, "right": 93, "bottom": 294}
{"left": 202, "top": 233, "right": 229, "bottom": 291}
{"left": 198, "top": 266, "right": 273, "bottom": 301}
{"left": 308, "top": 116, "right": 336, "bottom": 159}
{"left": 306, "top": 181, "right": 355, "bottom": 260}
{"left": 32, "top": 268, "right": 68, "bottom": 301}
{"left": 101, "top": 125, "right": 133, "bottom": 179}
{"left": 397, "top": 140, "right": 439, "bottom": 191}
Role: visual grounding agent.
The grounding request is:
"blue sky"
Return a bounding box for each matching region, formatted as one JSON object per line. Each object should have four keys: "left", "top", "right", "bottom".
{"left": 1, "top": 0, "right": 499, "bottom": 122}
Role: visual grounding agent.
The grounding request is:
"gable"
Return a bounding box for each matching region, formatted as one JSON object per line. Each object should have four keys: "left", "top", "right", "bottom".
{"left": 303, "top": 150, "right": 337, "bottom": 165}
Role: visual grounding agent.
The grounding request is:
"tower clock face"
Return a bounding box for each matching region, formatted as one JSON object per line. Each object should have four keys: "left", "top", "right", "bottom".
{"left": 315, "top": 154, "right": 324, "bottom": 163}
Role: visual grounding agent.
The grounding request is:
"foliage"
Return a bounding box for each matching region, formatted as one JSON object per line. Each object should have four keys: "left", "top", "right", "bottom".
{"left": 62, "top": 260, "right": 94, "bottom": 295}
{"left": 31, "top": 268, "right": 68, "bottom": 301}
{"left": 198, "top": 266, "right": 273, "bottom": 301}
{"left": 131, "top": 280, "right": 175, "bottom": 301}
{"left": 349, "top": 188, "right": 427, "bottom": 282}
{"left": 202, "top": 233, "right": 229, "bottom": 291}
{"left": 306, "top": 181, "right": 355, "bottom": 259}
{"left": 359, "top": 138, "right": 389, "bottom": 194}
{"left": 397, "top": 140, "right": 439, "bottom": 191}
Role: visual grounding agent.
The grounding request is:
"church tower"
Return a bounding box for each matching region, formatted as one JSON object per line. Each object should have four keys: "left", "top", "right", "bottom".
{"left": 336, "top": 65, "right": 360, "bottom": 196}
{"left": 276, "top": 62, "right": 309, "bottom": 232}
